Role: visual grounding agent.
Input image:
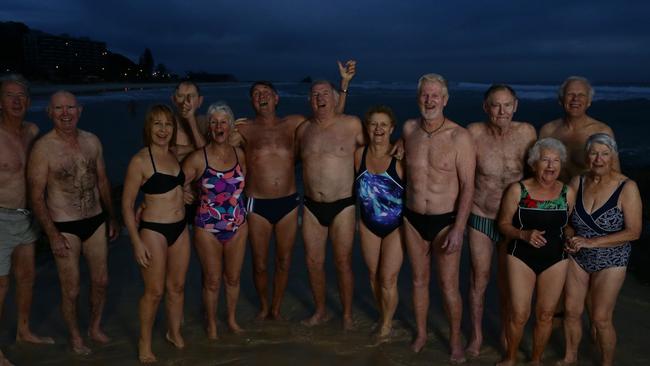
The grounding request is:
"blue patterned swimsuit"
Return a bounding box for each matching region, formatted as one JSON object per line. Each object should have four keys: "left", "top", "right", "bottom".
{"left": 355, "top": 147, "right": 404, "bottom": 238}
{"left": 570, "top": 177, "right": 631, "bottom": 273}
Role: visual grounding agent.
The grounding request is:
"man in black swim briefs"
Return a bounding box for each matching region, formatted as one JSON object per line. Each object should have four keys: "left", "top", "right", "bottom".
{"left": 234, "top": 62, "right": 356, "bottom": 321}
{"left": 401, "top": 74, "right": 475, "bottom": 362}
{"left": 296, "top": 78, "right": 365, "bottom": 330}
{"left": 28, "top": 90, "right": 118, "bottom": 355}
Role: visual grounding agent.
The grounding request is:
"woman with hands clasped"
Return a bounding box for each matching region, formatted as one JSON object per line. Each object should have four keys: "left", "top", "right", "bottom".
{"left": 497, "top": 138, "right": 576, "bottom": 366}
{"left": 122, "top": 105, "right": 190, "bottom": 363}
{"left": 560, "top": 133, "right": 642, "bottom": 366}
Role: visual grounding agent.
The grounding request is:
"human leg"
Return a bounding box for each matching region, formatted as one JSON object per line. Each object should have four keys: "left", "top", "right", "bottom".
{"left": 561, "top": 258, "right": 589, "bottom": 364}
{"left": 432, "top": 226, "right": 465, "bottom": 362}
{"left": 136, "top": 230, "right": 168, "bottom": 363}
{"left": 301, "top": 207, "right": 330, "bottom": 326}
{"left": 164, "top": 228, "right": 190, "bottom": 347}
{"left": 590, "top": 267, "right": 626, "bottom": 366}
{"left": 248, "top": 214, "right": 273, "bottom": 320}
{"left": 329, "top": 206, "right": 356, "bottom": 330}
{"left": 466, "top": 227, "right": 495, "bottom": 357}
{"left": 497, "top": 255, "right": 536, "bottom": 366}
{"left": 223, "top": 224, "right": 248, "bottom": 333}
{"left": 403, "top": 218, "right": 431, "bottom": 353}
{"left": 531, "top": 260, "right": 568, "bottom": 363}
{"left": 375, "top": 227, "right": 403, "bottom": 343}
{"left": 194, "top": 228, "right": 223, "bottom": 339}
{"left": 270, "top": 207, "right": 298, "bottom": 320}
{"left": 81, "top": 223, "right": 110, "bottom": 344}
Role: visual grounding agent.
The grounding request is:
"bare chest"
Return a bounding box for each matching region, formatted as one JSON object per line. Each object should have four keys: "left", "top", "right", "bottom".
{"left": 475, "top": 140, "right": 526, "bottom": 178}
{"left": 0, "top": 133, "right": 30, "bottom": 174}
{"left": 246, "top": 125, "right": 294, "bottom": 155}
{"left": 302, "top": 124, "right": 356, "bottom": 158}
{"left": 405, "top": 133, "right": 456, "bottom": 172}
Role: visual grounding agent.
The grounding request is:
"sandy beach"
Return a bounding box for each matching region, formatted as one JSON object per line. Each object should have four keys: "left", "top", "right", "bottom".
{"left": 1, "top": 221, "right": 649, "bottom": 366}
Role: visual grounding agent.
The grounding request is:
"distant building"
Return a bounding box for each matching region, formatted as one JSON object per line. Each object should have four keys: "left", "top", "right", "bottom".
{"left": 23, "top": 31, "right": 108, "bottom": 82}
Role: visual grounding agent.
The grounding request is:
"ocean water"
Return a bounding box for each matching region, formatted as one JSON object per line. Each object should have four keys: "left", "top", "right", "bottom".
{"left": 26, "top": 81, "right": 650, "bottom": 183}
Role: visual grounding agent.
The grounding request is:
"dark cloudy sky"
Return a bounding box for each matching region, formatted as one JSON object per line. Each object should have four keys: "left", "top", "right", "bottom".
{"left": 3, "top": 0, "right": 649, "bottom": 83}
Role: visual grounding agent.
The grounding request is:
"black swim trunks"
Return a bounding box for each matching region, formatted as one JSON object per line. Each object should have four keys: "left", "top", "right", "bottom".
{"left": 304, "top": 196, "right": 355, "bottom": 227}
{"left": 404, "top": 207, "right": 456, "bottom": 242}
{"left": 247, "top": 192, "right": 300, "bottom": 225}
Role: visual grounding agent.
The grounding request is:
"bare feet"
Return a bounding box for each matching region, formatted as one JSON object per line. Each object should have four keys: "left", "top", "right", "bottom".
{"left": 71, "top": 338, "right": 92, "bottom": 356}
{"left": 228, "top": 321, "right": 244, "bottom": 335}
{"left": 342, "top": 316, "right": 356, "bottom": 331}
{"left": 371, "top": 325, "right": 393, "bottom": 346}
{"left": 206, "top": 324, "right": 219, "bottom": 340}
{"left": 255, "top": 309, "right": 269, "bottom": 321}
{"left": 411, "top": 335, "right": 427, "bottom": 353}
{"left": 88, "top": 329, "right": 111, "bottom": 344}
{"left": 450, "top": 350, "right": 466, "bottom": 364}
{"left": 301, "top": 312, "right": 331, "bottom": 327}
{"left": 0, "top": 351, "right": 15, "bottom": 366}
{"left": 138, "top": 339, "right": 157, "bottom": 364}
{"left": 555, "top": 359, "right": 577, "bottom": 366}
{"left": 16, "top": 332, "right": 55, "bottom": 345}
{"left": 270, "top": 311, "right": 285, "bottom": 321}
{"left": 465, "top": 337, "right": 482, "bottom": 358}
{"left": 165, "top": 331, "right": 185, "bottom": 349}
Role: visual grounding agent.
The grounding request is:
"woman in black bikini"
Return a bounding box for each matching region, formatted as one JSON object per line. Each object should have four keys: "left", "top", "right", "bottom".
{"left": 122, "top": 105, "right": 190, "bottom": 363}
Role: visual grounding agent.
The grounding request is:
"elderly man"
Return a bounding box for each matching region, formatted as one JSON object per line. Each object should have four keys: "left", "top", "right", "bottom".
{"left": 28, "top": 91, "right": 118, "bottom": 355}
{"left": 170, "top": 80, "right": 206, "bottom": 161}
{"left": 540, "top": 76, "right": 617, "bottom": 182}
{"left": 402, "top": 73, "right": 475, "bottom": 362}
{"left": 0, "top": 75, "right": 54, "bottom": 365}
{"left": 296, "top": 80, "right": 364, "bottom": 330}
{"left": 236, "top": 61, "right": 356, "bottom": 320}
{"left": 465, "top": 84, "right": 537, "bottom": 356}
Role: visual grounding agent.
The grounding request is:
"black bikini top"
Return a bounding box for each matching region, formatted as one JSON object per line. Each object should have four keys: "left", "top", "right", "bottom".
{"left": 140, "top": 147, "right": 185, "bottom": 195}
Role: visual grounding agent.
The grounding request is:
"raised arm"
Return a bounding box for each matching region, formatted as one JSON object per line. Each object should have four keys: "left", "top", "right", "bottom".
{"left": 442, "top": 130, "right": 476, "bottom": 253}
{"left": 336, "top": 60, "right": 356, "bottom": 114}
{"left": 94, "top": 137, "right": 118, "bottom": 241}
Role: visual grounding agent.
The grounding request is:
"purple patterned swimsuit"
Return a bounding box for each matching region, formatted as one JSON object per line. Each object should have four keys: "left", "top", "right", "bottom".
{"left": 194, "top": 147, "right": 246, "bottom": 243}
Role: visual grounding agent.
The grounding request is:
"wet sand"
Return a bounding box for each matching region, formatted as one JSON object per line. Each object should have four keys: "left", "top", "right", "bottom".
{"left": 1, "top": 229, "right": 649, "bottom": 366}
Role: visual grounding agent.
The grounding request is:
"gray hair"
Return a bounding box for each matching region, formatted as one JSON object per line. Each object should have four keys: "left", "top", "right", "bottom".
{"left": 417, "top": 73, "right": 448, "bottom": 97}
{"left": 585, "top": 133, "right": 618, "bottom": 155}
{"left": 310, "top": 79, "right": 340, "bottom": 99}
{"left": 527, "top": 137, "right": 567, "bottom": 167}
{"left": 558, "top": 76, "right": 594, "bottom": 100}
{"left": 0, "top": 73, "right": 30, "bottom": 96}
{"left": 206, "top": 101, "right": 235, "bottom": 127}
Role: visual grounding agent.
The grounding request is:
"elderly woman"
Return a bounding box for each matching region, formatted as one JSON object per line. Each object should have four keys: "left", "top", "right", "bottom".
{"left": 122, "top": 105, "right": 190, "bottom": 363}
{"left": 497, "top": 138, "right": 576, "bottom": 366}
{"left": 354, "top": 105, "right": 404, "bottom": 343}
{"left": 560, "top": 133, "right": 642, "bottom": 366}
{"left": 183, "top": 101, "right": 247, "bottom": 339}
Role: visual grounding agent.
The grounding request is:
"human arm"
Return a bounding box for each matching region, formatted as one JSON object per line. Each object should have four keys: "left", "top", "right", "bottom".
{"left": 27, "top": 141, "right": 70, "bottom": 257}
{"left": 121, "top": 154, "right": 151, "bottom": 268}
{"left": 442, "top": 130, "right": 476, "bottom": 253}
{"left": 94, "top": 139, "right": 119, "bottom": 241}
{"left": 181, "top": 150, "right": 202, "bottom": 205}
{"left": 497, "top": 182, "right": 547, "bottom": 247}
{"left": 568, "top": 180, "right": 642, "bottom": 251}
{"left": 336, "top": 60, "right": 356, "bottom": 114}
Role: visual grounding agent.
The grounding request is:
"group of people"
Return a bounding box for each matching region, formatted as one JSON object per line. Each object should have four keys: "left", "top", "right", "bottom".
{"left": 0, "top": 62, "right": 642, "bottom": 366}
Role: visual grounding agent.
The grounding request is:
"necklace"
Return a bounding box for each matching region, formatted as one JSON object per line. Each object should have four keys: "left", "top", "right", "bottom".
{"left": 420, "top": 118, "right": 445, "bottom": 138}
